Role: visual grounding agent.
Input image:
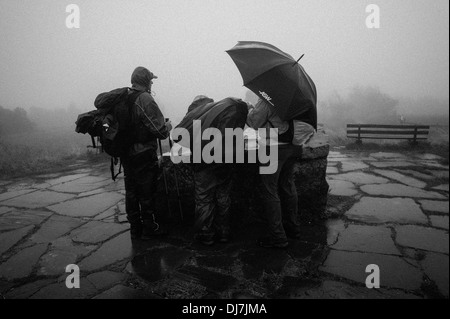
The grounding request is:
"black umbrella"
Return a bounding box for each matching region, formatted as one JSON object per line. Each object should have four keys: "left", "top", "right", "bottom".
{"left": 226, "top": 41, "right": 317, "bottom": 129}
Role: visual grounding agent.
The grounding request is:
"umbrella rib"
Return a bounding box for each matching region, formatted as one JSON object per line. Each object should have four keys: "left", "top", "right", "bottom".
{"left": 242, "top": 61, "right": 294, "bottom": 86}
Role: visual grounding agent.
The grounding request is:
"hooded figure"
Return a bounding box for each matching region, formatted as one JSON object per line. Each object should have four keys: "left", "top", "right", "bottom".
{"left": 186, "top": 95, "right": 214, "bottom": 114}
{"left": 121, "top": 66, "right": 172, "bottom": 240}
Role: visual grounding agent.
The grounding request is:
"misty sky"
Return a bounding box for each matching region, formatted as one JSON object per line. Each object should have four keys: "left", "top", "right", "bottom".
{"left": 0, "top": 0, "right": 448, "bottom": 120}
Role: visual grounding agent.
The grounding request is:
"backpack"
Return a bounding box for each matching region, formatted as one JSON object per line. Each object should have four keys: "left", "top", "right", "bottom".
{"left": 75, "top": 87, "right": 144, "bottom": 180}
{"left": 268, "top": 119, "right": 315, "bottom": 146}
{"left": 93, "top": 87, "right": 144, "bottom": 158}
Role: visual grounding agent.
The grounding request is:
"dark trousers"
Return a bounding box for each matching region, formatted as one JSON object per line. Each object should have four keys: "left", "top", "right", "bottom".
{"left": 194, "top": 164, "right": 233, "bottom": 239}
{"left": 258, "top": 145, "right": 300, "bottom": 241}
{"left": 122, "top": 150, "right": 160, "bottom": 224}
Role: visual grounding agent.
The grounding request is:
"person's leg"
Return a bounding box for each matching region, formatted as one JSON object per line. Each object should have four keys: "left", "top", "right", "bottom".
{"left": 133, "top": 151, "right": 165, "bottom": 238}
{"left": 257, "top": 152, "right": 289, "bottom": 248}
{"left": 122, "top": 158, "right": 142, "bottom": 239}
{"left": 194, "top": 165, "right": 219, "bottom": 245}
{"left": 213, "top": 165, "right": 233, "bottom": 242}
{"left": 279, "top": 156, "right": 300, "bottom": 237}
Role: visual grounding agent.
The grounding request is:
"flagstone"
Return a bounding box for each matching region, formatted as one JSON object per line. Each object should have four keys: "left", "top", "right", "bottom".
{"left": 328, "top": 151, "right": 344, "bottom": 157}
{"left": 78, "top": 232, "right": 132, "bottom": 271}
{"left": 418, "top": 200, "right": 449, "bottom": 214}
{"left": 0, "top": 189, "right": 36, "bottom": 202}
{"left": 0, "top": 225, "right": 35, "bottom": 256}
{"left": 0, "top": 244, "right": 48, "bottom": 280}
{"left": 86, "top": 271, "right": 128, "bottom": 291}
{"left": 345, "top": 197, "right": 427, "bottom": 224}
{"left": 92, "top": 206, "right": 117, "bottom": 221}
{"left": 0, "top": 206, "right": 12, "bottom": 215}
{"left": 70, "top": 221, "right": 128, "bottom": 244}
{"left": 326, "top": 219, "right": 346, "bottom": 246}
{"left": 331, "top": 172, "right": 389, "bottom": 185}
{"left": 37, "top": 250, "right": 79, "bottom": 276}
{"left": 1, "top": 191, "right": 76, "bottom": 209}
{"left": 32, "top": 174, "right": 90, "bottom": 189}
{"left": 429, "top": 216, "right": 449, "bottom": 230}
{"left": 420, "top": 162, "right": 449, "bottom": 170}
{"left": 48, "top": 192, "right": 123, "bottom": 217}
{"left": 49, "top": 176, "right": 111, "bottom": 193}
{"left": 421, "top": 252, "right": 449, "bottom": 298}
{"left": 361, "top": 184, "right": 446, "bottom": 199}
{"left": 327, "top": 180, "right": 358, "bottom": 197}
{"left": 30, "top": 278, "right": 97, "bottom": 299}
{"left": 93, "top": 284, "right": 159, "bottom": 299}
{"left": 427, "top": 170, "right": 449, "bottom": 179}
{"left": 341, "top": 161, "right": 369, "bottom": 172}
{"left": 396, "top": 169, "right": 435, "bottom": 180}
{"left": 433, "top": 184, "right": 449, "bottom": 192}
{"left": 0, "top": 210, "right": 53, "bottom": 232}
{"left": 415, "top": 154, "right": 444, "bottom": 161}
{"left": 373, "top": 169, "right": 427, "bottom": 188}
{"left": 5, "top": 279, "right": 55, "bottom": 299}
{"left": 30, "top": 215, "right": 85, "bottom": 244}
{"left": 370, "top": 162, "right": 416, "bottom": 168}
{"left": 395, "top": 225, "right": 449, "bottom": 254}
{"left": 44, "top": 173, "right": 89, "bottom": 186}
{"left": 320, "top": 250, "right": 422, "bottom": 291}
{"left": 77, "top": 188, "right": 106, "bottom": 197}
{"left": 370, "top": 152, "right": 407, "bottom": 159}
{"left": 331, "top": 225, "right": 400, "bottom": 255}
{"left": 326, "top": 167, "right": 339, "bottom": 174}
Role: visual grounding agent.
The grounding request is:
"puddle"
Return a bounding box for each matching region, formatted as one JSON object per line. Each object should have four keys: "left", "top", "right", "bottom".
{"left": 131, "top": 247, "right": 193, "bottom": 282}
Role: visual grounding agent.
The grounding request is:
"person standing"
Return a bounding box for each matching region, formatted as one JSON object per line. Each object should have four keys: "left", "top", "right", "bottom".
{"left": 122, "top": 66, "right": 172, "bottom": 240}
{"left": 247, "top": 98, "right": 301, "bottom": 248}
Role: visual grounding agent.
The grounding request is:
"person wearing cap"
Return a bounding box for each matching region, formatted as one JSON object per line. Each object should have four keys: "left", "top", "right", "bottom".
{"left": 122, "top": 66, "right": 172, "bottom": 240}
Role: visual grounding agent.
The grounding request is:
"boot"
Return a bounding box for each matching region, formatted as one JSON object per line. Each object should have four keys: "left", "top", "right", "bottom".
{"left": 142, "top": 216, "right": 167, "bottom": 240}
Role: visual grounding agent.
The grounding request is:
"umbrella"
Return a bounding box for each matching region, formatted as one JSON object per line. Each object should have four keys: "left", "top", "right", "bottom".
{"left": 226, "top": 41, "right": 317, "bottom": 129}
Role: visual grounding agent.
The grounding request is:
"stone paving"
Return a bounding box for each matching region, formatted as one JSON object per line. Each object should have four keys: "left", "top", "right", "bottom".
{"left": 0, "top": 150, "right": 448, "bottom": 299}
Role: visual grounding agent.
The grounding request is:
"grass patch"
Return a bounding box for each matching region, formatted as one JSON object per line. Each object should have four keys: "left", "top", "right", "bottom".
{"left": 0, "top": 128, "right": 104, "bottom": 179}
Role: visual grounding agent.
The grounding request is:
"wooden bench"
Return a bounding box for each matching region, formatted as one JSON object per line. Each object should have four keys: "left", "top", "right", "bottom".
{"left": 347, "top": 124, "right": 430, "bottom": 144}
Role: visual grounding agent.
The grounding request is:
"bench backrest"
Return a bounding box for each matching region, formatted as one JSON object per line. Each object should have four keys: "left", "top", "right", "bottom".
{"left": 347, "top": 124, "right": 430, "bottom": 141}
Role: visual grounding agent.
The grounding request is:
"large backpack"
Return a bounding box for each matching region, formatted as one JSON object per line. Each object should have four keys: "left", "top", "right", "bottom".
{"left": 75, "top": 87, "right": 144, "bottom": 180}
{"left": 93, "top": 87, "right": 144, "bottom": 158}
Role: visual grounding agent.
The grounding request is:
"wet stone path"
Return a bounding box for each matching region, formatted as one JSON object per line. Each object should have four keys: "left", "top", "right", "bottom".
{"left": 0, "top": 150, "right": 448, "bottom": 299}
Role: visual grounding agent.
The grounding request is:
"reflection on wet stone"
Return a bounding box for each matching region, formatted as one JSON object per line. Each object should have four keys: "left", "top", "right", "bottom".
{"left": 131, "top": 247, "right": 193, "bottom": 283}
{"left": 2, "top": 191, "right": 76, "bottom": 209}
{"left": 48, "top": 192, "right": 123, "bottom": 217}
{"left": 175, "top": 265, "right": 237, "bottom": 292}
{"left": 240, "top": 249, "right": 290, "bottom": 279}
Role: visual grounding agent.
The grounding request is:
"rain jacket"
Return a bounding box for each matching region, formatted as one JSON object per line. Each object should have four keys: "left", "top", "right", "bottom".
{"left": 246, "top": 98, "right": 289, "bottom": 134}
{"left": 127, "top": 87, "right": 169, "bottom": 157}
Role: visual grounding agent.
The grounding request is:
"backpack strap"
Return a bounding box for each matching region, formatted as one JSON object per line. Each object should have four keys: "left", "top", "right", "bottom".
{"left": 110, "top": 157, "right": 122, "bottom": 181}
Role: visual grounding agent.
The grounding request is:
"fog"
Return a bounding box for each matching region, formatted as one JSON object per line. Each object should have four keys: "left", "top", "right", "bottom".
{"left": 0, "top": 0, "right": 448, "bottom": 127}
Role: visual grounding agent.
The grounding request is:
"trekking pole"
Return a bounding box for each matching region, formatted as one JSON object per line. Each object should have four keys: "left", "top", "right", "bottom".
{"left": 158, "top": 138, "right": 172, "bottom": 218}
{"left": 168, "top": 138, "right": 184, "bottom": 221}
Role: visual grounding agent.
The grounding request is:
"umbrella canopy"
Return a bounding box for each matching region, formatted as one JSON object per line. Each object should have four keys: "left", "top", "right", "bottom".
{"left": 227, "top": 41, "right": 317, "bottom": 129}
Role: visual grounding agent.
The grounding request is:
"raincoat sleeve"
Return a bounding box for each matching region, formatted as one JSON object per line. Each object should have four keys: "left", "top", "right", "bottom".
{"left": 246, "top": 99, "right": 270, "bottom": 129}
{"left": 134, "top": 93, "right": 170, "bottom": 139}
